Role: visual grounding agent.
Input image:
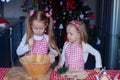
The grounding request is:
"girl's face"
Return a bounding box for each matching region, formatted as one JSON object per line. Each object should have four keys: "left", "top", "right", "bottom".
{"left": 31, "top": 20, "right": 46, "bottom": 36}
{"left": 66, "top": 25, "right": 80, "bottom": 45}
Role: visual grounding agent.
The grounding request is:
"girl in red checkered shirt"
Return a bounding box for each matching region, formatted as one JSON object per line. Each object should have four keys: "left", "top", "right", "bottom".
{"left": 17, "top": 10, "right": 60, "bottom": 63}
{"left": 56, "top": 20, "right": 102, "bottom": 72}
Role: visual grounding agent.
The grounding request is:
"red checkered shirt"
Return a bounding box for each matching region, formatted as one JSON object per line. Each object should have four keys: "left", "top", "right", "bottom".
{"left": 31, "top": 35, "right": 48, "bottom": 54}
{"left": 65, "top": 43, "right": 84, "bottom": 70}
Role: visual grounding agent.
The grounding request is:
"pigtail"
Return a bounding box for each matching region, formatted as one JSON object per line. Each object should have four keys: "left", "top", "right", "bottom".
{"left": 48, "top": 17, "right": 60, "bottom": 55}
{"left": 25, "top": 10, "right": 60, "bottom": 58}
{"left": 25, "top": 15, "right": 33, "bottom": 44}
{"left": 78, "top": 21, "right": 88, "bottom": 43}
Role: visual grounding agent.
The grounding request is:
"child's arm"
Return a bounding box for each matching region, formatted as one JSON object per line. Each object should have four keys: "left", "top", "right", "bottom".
{"left": 57, "top": 42, "right": 69, "bottom": 67}
{"left": 94, "top": 67, "right": 101, "bottom": 72}
{"left": 49, "top": 47, "right": 59, "bottom": 57}
{"left": 48, "top": 51, "right": 55, "bottom": 63}
{"left": 83, "top": 42, "right": 102, "bottom": 69}
{"left": 16, "top": 34, "right": 31, "bottom": 56}
{"left": 55, "top": 42, "right": 67, "bottom": 71}
{"left": 45, "top": 34, "right": 59, "bottom": 57}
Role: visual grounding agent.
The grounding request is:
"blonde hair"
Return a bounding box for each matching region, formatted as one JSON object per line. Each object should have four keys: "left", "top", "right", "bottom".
{"left": 67, "top": 20, "right": 88, "bottom": 44}
{"left": 25, "top": 10, "right": 60, "bottom": 53}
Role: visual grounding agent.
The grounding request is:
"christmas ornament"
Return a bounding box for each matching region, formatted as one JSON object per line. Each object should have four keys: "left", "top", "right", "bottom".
{"left": 56, "top": 17, "right": 60, "bottom": 20}
{"left": 85, "top": 11, "right": 89, "bottom": 14}
{"left": 66, "top": 0, "right": 75, "bottom": 10}
{"left": 99, "top": 72, "right": 111, "bottom": 80}
{"left": 53, "top": 25, "right": 57, "bottom": 30}
{"left": 59, "top": 23, "right": 64, "bottom": 29}
{"left": 96, "top": 70, "right": 111, "bottom": 80}
{"left": 96, "top": 68, "right": 111, "bottom": 80}
{"left": 96, "top": 37, "right": 101, "bottom": 45}
{"left": 45, "top": 6, "right": 49, "bottom": 11}
{"left": 64, "top": 35, "right": 68, "bottom": 42}
{"left": 84, "top": 17, "right": 89, "bottom": 20}
{"left": 53, "top": 20, "right": 56, "bottom": 24}
{"left": 90, "top": 14, "right": 95, "bottom": 20}
{"left": 114, "top": 73, "right": 120, "bottom": 80}
{"left": 69, "top": 10, "right": 72, "bottom": 14}
{"left": 90, "top": 24, "right": 94, "bottom": 29}
{"left": 60, "top": 1, "right": 63, "bottom": 6}
{"left": 63, "top": 12, "right": 66, "bottom": 15}
{"left": 80, "top": 12, "right": 84, "bottom": 19}
{"left": 63, "top": 17, "right": 66, "bottom": 19}
{"left": 77, "top": 16, "right": 80, "bottom": 21}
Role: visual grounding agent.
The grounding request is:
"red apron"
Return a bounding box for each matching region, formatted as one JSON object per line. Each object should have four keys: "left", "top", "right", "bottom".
{"left": 31, "top": 35, "right": 48, "bottom": 54}
{"left": 65, "top": 43, "right": 84, "bottom": 70}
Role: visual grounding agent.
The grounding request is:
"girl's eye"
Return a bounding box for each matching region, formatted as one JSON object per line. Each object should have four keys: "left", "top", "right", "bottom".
{"left": 33, "top": 27, "right": 44, "bottom": 30}
{"left": 40, "top": 27, "right": 45, "bottom": 30}
{"left": 70, "top": 33, "right": 73, "bottom": 35}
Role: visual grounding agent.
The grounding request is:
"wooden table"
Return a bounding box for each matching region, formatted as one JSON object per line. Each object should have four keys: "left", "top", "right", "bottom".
{"left": 0, "top": 67, "right": 120, "bottom": 80}
{"left": 3, "top": 67, "right": 51, "bottom": 80}
{"left": 0, "top": 68, "right": 10, "bottom": 80}
{"left": 50, "top": 69, "right": 120, "bottom": 80}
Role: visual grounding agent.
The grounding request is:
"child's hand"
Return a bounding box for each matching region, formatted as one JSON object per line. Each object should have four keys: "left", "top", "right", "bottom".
{"left": 28, "top": 38, "right": 33, "bottom": 48}
{"left": 55, "top": 65, "right": 61, "bottom": 71}
{"left": 94, "top": 68, "right": 101, "bottom": 72}
{"left": 48, "top": 52, "right": 55, "bottom": 63}
{"left": 25, "top": 51, "right": 31, "bottom": 56}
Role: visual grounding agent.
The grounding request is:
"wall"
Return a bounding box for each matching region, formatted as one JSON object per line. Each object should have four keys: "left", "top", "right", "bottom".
{"left": 86, "top": 0, "right": 97, "bottom": 24}
{"left": 4, "top": 0, "right": 26, "bottom": 18}
{"left": 0, "top": 1, "right": 4, "bottom": 18}
{"left": 3, "top": 0, "right": 96, "bottom": 19}
{"left": 86, "top": 0, "right": 96, "bottom": 15}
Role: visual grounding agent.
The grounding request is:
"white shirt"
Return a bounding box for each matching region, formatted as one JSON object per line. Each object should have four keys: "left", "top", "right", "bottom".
{"left": 58, "top": 41, "right": 102, "bottom": 68}
{"left": 16, "top": 34, "right": 59, "bottom": 57}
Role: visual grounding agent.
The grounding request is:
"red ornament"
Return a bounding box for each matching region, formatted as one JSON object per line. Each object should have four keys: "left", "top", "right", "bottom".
{"left": 90, "top": 14, "right": 95, "bottom": 20}
{"left": 90, "top": 24, "right": 94, "bottom": 29}
{"left": 44, "top": 6, "right": 49, "bottom": 11}
{"left": 66, "top": 0, "right": 75, "bottom": 10}
{"left": 53, "top": 20, "right": 56, "bottom": 24}
{"left": 59, "top": 1, "right": 63, "bottom": 6}
{"left": 64, "top": 35, "right": 68, "bottom": 42}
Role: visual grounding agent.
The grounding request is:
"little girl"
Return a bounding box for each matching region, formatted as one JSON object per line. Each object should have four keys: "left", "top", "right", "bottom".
{"left": 56, "top": 20, "right": 102, "bottom": 72}
{"left": 16, "top": 10, "right": 60, "bottom": 63}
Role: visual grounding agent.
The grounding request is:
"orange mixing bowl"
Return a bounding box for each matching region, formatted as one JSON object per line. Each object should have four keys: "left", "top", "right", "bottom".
{"left": 19, "top": 54, "right": 51, "bottom": 77}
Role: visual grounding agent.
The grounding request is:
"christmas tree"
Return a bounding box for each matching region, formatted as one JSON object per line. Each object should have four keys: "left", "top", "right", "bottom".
{"left": 21, "top": 0, "right": 102, "bottom": 69}
{"left": 21, "top": 0, "right": 38, "bottom": 12}
{"left": 45, "top": 0, "right": 102, "bottom": 69}
{"left": 42, "top": 0, "right": 101, "bottom": 50}
{"left": 21, "top": 0, "right": 101, "bottom": 51}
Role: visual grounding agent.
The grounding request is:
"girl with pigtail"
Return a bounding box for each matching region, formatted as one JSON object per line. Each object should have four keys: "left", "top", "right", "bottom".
{"left": 56, "top": 20, "right": 102, "bottom": 72}
{"left": 17, "top": 10, "right": 60, "bottom": 64}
